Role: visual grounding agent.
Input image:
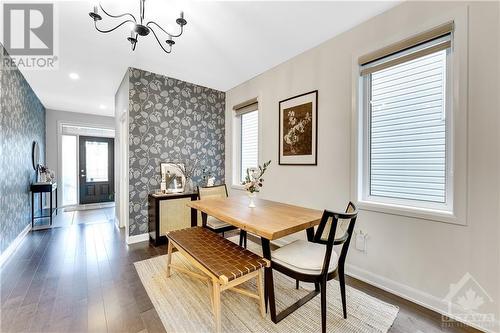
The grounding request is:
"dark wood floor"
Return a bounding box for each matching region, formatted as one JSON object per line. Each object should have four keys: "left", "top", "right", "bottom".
{"left": 1, "top": 208, "right": 480, "bottom": 333}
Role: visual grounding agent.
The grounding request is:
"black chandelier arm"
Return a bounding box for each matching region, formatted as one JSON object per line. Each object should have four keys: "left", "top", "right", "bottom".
{"left": 146, "top": 21, "right": 183, "bottom": 38}
{"left": 149, "top": 27, "right": 172, "bottom": 54}
{"left": 94, "top": 19, "right": 136, "bottom": 34}
{"left": 99, "top": 3, "right": 137, "bottom": 23}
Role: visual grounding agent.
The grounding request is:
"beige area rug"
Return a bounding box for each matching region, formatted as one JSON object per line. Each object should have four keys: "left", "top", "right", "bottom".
{"left": 134, "top": 239, "right": 399, "bottom": 333}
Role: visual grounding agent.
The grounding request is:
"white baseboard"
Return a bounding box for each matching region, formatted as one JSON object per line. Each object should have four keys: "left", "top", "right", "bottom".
{"left": 0, "top": 223, "right": 31, "bottom": 267}
{"left": 126, "top": 233, "right": 149, "bottom": 244}
{"left": 346, "top": 264, "right": 499, "bottom": 333}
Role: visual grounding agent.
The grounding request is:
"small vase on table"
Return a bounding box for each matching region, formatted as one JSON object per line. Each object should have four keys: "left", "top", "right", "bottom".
{"left": 248, "top": 192, "right": 256, "bottom": 208}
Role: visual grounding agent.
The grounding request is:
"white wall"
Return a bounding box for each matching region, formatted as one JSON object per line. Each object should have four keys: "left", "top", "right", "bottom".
{"left": 45, "top": 109, "right": 115, "bottom": 207}
{"left": 225, "top": 2, "right": 499, "bottom": 331}
{"left": 114, "top": 71, "right": 129, "bottom": 230}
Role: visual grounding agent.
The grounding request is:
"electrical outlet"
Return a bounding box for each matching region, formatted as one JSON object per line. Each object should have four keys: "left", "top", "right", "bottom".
{"left": 355, "top": 230, "right": 368, "bottom": 252}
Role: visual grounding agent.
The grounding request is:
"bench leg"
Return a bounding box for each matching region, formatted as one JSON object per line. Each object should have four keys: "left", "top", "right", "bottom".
{"left": 257, "top": 270, "right": 266, "bottom": 318}
{"left": 212, "top": 280, "right": 222, "bottom": 333}
{"left": 207, "top": 280, "right": 214, "bottom": 314}
{"left": 166, "top": 241, "right": 173, "bottom": 277}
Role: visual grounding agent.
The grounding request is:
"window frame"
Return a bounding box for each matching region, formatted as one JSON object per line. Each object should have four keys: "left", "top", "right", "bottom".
{"left": 352, "top": 14, "right": 468, "bottom": 226}
{"left": 232, "top": 108, "right": 259, "bottom": 189}
{"left": 360, "top": 47, "right": 453, "bottom": 213}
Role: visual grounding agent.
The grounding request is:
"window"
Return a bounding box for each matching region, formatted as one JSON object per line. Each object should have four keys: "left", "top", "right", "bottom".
{"left": 359, "top": 23, "right": 453, "bottom": 212}
{"left": 240, "top": 111, "right": 259, "bottom": 182}
{"left": 61, "top": 135, "right": 77, "bottom": 206}
{"left": 233, "top": 98, "right": 259, "bottom": 186}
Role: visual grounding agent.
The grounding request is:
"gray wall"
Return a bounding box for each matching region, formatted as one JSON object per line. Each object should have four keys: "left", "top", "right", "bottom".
{"left": 45, "top": 109, "right": 115, "bottom": 207}
{"left": 0, "top": 45, "right": 46, "bottom": 253}
{"left": 128, "top": 67, "right": 225, "bottom": 236}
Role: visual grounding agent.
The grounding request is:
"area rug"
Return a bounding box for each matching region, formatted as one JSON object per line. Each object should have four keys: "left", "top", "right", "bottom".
{"left": 134, "top": 239, "right": 398, "bottom": 333}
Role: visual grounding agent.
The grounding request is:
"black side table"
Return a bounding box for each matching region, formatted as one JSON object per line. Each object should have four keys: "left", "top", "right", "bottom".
{"left": 30, "top": 182, "right": 58, "bottom": 228}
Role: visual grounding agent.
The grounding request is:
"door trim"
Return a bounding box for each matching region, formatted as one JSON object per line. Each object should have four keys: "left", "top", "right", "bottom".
{"left": 57, "top": 121, "right": 115, "bottom": 209}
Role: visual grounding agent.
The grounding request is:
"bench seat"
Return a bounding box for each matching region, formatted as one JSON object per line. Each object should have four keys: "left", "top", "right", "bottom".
{"left": 166, "top": 227, "right": 269, "bottom": 333}
{"left": 168, "top": 226, "right": 267, "bottom": 283}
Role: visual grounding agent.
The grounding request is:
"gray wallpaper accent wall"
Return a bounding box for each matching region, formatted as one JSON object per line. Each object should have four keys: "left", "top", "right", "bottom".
{"left": 128, "top": 68, "right": 225, "bottom": 236}
{"left": 0, "top": 45, "right": 46, "bottom": 253}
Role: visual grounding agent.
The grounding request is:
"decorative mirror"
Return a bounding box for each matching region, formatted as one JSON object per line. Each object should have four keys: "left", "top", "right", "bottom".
{"left": 32, "top": 141, "right": 40, "bottom": 170}
{"left": 160, "top": 163, "right": 185, "bottom": 193}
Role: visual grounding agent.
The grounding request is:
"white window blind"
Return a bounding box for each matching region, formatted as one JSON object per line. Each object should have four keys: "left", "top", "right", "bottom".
{"left": 240, "top": 110, "right": 258, "bottom": 182}
{"left": 368, "top": 48, "right": 448, "bottom": 204}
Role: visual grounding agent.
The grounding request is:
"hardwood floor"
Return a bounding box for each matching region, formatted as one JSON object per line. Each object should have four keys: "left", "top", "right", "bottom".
{"left": 1, "top": 208, "right": 480, "bottom": 333}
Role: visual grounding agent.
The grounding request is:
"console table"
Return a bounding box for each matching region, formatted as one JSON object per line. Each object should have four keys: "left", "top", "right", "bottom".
{"left": 30, "top": 182, "right": 58, "bottom": 228}
{"left": 148, "top": 191, "right": 198, "bottom": 246}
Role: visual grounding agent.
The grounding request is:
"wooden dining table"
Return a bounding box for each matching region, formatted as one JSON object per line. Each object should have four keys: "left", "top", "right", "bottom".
{"left": 187, "top": 195, "right": 323, "bottom": 323}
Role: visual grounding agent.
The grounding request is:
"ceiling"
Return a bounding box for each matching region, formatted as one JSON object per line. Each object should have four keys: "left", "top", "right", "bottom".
{"left": 4, "top": 1, "right": 399, "bottom": 116}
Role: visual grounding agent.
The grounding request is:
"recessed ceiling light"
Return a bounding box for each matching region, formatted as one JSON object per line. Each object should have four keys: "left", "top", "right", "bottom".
{"left": 99, "top": 104, "right": 107, "bottom": 110}
{"left": 69, "top": 72, "right": 80, "bottom": 80}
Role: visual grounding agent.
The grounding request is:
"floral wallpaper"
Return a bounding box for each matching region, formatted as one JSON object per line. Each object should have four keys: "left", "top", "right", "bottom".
{"left": 128, "top": 68, "right": 225, "bottom": 236}
{"left": 0, "top": 45, "right": 46, "bottom": 253}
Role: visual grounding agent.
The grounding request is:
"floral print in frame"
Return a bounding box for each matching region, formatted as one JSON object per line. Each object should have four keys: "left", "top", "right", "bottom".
{"left": 279, "top": 90, "right": 318, "bottom": 165}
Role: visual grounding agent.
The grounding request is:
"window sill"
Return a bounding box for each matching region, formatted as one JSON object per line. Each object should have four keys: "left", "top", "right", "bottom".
{"left": 230, "top": 184, "right": 246, "bottom": 191}
{"left": 357, "top": 200, "right": 465, "bottom": 226}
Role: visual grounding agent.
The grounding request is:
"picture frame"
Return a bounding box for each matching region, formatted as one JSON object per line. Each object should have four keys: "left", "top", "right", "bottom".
{"left": 278, "top": 90, "right": 318, "bottom": 165}
{"left": 160, "top": 162, "right": 186, "bottom": 193}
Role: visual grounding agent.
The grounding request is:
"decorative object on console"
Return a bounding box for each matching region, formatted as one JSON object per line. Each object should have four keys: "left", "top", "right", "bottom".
{"left": 177, "top": 159, "right": 199, "bottom": 193}
{"left": 36, "top": 164, "right": 54, "bottom": 183}
{"left": 160, "top": 163, "right": 186, "bottom": 193}
{"left": 279, "top": 90, "right": 318, "bottom": 165}
{"left": 242, "top": 160, "right": 271, "bottom": 208}
{"left": 88, "top": 0, "right": 187, "bottom": 54}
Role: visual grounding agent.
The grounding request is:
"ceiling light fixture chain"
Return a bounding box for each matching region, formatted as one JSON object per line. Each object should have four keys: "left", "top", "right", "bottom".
{"left": 89, "top": 0, "right": 187, "bottom": 54}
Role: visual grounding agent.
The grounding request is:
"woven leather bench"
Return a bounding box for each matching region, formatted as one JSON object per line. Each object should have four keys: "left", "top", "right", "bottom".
{"left": 166, "top": 227, "right": 269, "bottom": 333}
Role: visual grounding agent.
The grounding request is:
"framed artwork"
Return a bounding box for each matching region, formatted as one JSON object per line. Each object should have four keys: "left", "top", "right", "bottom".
{"left": 279, "top": 90, "right": 318, "bottom": 165}
{"left": 160, "top": 163, "right": 186, "bottom": 193}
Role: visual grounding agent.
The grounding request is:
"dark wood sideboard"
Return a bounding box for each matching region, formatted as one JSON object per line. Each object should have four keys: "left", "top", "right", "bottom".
{"left": 148, "top": 192, "right": 199, "bottom": 246}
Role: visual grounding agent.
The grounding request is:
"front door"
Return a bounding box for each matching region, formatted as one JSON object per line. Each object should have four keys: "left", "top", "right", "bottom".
{"left": 79, "top": 136, "right": 114, "bottom": 204}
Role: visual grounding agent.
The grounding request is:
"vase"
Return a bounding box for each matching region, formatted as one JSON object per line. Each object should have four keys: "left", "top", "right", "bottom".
{"left": 39, "top": 172, "right": 47, "bottom": 183}
{"left": 248, "top": 192, "right": 256, "bottom": 208}
{"left": 184, "top": 177, "right": 194, "bottom": 193}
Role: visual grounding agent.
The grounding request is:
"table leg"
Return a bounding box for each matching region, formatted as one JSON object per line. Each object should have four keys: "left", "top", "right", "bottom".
{"left": 306, "top": 226, "right": 315, "bottom": 241}
{"left": 261, "top": 238, "right": 277, "bottom": 322}
{"left": 55, "top": 188, "right": 58, "bottom": 215}
{"left": 49, "top": 190, "right": 53, "bottom": 225}
{"left": 201, "top": 212, "right": 207, "bottom": 228}
{"left": 190, "top": 208, "right": 197, "bottom": 227}
{"left": 31, "top": 192, "right": 34, "bottom": 229}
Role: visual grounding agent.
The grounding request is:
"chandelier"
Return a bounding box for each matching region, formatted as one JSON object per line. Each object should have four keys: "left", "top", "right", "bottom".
{"left": 89, "top": 0, "right": 187, "bottom": 54}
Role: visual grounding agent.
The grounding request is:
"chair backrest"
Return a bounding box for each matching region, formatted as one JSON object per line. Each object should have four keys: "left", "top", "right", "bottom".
{"left": 198, "top": 184, "right": 228, "bottom": 200}
{"left": 314, "top": 202, "right": 357, "bottom": 276}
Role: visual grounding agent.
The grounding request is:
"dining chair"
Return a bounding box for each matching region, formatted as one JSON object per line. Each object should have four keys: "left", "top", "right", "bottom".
{"left": 270, "top": 202, "right": 357, "bottom": 333}
{"left": 197, "top": 184, "right": 247, "bottom": 248}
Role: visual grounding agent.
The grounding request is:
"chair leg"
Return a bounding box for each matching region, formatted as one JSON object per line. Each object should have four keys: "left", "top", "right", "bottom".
{"left": 296, "top": 280, "right": 299, "bottom": 289}
{"left": 339, "top": 267, "right": 347, "bottom": 319}
{"left": 212, "top": 280, "right": 222, "bottom": 333}
{"left": 257, "top": 270, "right": 266, "bottom": 318}
{"left": 320, "top": 279, "right": 327, "bottom": 333}
{"left": 166, "top": 241, "right": 173, "bottom": 277}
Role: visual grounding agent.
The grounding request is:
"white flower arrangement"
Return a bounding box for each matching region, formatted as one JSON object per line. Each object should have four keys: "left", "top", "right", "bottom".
{"left": 242, "top": 160, "right": 271, "bottom": 193}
